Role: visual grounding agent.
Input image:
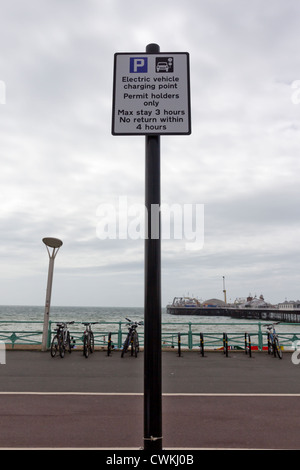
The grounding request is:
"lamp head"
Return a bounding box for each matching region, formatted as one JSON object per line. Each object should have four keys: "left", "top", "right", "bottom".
{"left": 42, "top": 237, "right": 63, "bottom": 248}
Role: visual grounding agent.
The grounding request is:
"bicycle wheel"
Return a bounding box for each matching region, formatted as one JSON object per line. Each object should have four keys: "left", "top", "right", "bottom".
{"left": 50, "top": 335, "right": 58, "bottom": 357}
{"left": 66, "top": 331, "right": 72, "bottom": 353}
{"left": 90, "top": 331, "right": 94, "bottom": 353}
{"left": 272, "top": 339, "right": 277, "bottom": 357}
{"left": 121, "top": 334, "right": 130, "bottom": 357}
{"left": 133, "top": 333, "right": 139, "bottom": 357}
{"left": 267, "top": 333, "right": 272, "bottom": 355}
{"left": 58, "top": 334, "right": 65, "bottom": 358}
{"left": 83, "top": 334, "right": 89, "bottom": 358}
{"left": 130, "top": 334, "right": 134, "bottom": 356}
{"left": 274, "top": 337, "right": 283, "bottom": 359}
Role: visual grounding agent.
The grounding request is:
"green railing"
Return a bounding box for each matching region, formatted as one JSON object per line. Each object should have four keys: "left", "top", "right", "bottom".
{"left": 0, "top": 321, "right": 45, "bottom": 348}
{"left": 1, "top": 320, "right": 300, "bottom": 352}
{"left": 161, "top": 321, "right": 300, "bottom": 352}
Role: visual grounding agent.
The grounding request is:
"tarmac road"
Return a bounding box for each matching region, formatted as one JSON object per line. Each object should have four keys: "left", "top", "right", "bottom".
{"left": 0, "top": 349, "right": 300, "bottom": 450}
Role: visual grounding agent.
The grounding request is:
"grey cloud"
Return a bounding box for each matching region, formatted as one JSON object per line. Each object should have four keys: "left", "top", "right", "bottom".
{"left": 1, "top": 0, "right": 300, "bottom": 306}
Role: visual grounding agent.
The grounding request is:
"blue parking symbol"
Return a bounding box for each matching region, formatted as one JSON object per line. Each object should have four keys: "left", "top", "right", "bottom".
{"left": 130, "top": 57, "right": 148, "bottom": 73}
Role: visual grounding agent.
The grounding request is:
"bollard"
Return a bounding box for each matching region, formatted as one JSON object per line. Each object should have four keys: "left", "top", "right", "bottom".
{"left": 200, "top": 332, "right": 204, "bottom": 357}
{"left": 117, "top": 322, "right": 123, "bottom": 349}
{"left": 245, "top": 333, "right": 252, "bottom": 357}
{"left": 178, "top": 333, "right": 181, "bottom": 357}
{"left": 107, "top": 332, "right": 112, "bottom": 356}
{"left": 258, "top": 322, "right": 263, "bottom": 351}
{"left": 248, "top": 334, "right": 252, "bottom": 358}
{"left": 223, "top": 333, "right": 228, "bottom": 357}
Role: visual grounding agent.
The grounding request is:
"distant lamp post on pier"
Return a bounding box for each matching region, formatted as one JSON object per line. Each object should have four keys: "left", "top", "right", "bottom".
{"left": 41, "top": 237, "right": 63, "bottom": 351}
{"left": 223, "top": 276, "right": 227, "bottom": 305}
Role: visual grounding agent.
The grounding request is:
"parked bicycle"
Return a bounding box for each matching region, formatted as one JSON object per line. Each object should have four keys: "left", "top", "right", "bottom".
{"left": 82, "top": 322, "right": 98, "bottom": 358}
{"left": 121, "top": 318, "right": 143, "bottom": 357}
{"left": 264, "top": 322, "right": 283, "bottom": 359}
{"left": 50, "top": 321, "right": 75, "bottom": 358}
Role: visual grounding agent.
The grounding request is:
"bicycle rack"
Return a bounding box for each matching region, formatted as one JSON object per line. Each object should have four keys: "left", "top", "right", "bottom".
{"left": 177, "top": 332, "right": 205, "bottom": 357}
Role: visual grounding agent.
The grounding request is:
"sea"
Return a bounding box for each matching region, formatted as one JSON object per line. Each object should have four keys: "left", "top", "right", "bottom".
{"left": 0, "top": 304, "right": 297, "bottom": 338}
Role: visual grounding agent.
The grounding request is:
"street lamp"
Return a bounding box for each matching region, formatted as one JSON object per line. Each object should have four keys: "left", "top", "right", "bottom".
{"left": 41, "top": 237, "right": 63, "bottom": 351}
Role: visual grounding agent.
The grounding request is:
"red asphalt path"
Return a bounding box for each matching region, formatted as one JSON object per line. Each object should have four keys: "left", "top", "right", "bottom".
{"left": 1, "top": 392, "right": 300, "bottom": 449}
{"left": 1, "top": 350, "right": 300, "bottom": 450}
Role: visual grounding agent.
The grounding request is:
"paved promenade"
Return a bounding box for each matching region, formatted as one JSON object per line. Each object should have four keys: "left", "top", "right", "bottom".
{"left": 0, "top": 349, "right": 300, "bottom": 450}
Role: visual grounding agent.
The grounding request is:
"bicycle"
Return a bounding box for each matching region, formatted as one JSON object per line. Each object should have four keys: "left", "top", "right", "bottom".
{"left": 50, "top": 321, "right": 74, "bottom": 358}
{"left": 82, "top": 322, "right": 98, "bottom": 358}
{"left": 264, "top": 322, "right": 283, "bottom": 359}
{"left": 121, "top": 318, "right": 143, "bottom": 358}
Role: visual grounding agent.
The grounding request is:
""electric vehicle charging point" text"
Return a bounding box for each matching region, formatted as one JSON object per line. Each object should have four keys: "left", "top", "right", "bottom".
{"left": 112, "top": 52, "right": 191, "bottom": 135}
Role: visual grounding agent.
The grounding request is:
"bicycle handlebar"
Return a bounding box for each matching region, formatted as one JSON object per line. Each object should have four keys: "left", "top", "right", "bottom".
{"left": 263, "top": 321, "right": 280, "bottom": 327}
{"left": 56, "top": 321, "right": 74, "bottom": 327}
{"left": 125, "top": 317, "right": 143, "bottom": 326}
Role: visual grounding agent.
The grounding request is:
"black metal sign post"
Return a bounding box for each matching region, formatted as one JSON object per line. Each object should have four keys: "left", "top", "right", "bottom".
{"left": 112, "top": 43, "right": 191, "bottom": 451}
{"left": 144, "top": 132, "right": 162, "bottom": 450}
{"left": 144, "top": 42, "right": 162, "bottom": 451}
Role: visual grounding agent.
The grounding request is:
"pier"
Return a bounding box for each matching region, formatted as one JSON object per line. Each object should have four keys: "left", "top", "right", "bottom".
{"left": 166, "top": 305, "right": 300, "bottom": 323}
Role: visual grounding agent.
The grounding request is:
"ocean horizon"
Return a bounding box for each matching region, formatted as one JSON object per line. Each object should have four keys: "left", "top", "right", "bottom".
{"left": 0, "top": 304, "right": 293, "bottom": 336}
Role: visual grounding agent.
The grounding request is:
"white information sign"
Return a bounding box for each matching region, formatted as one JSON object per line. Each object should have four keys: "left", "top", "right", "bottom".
{"left": 112, "top": 52, "right": 191, "bottom": 135}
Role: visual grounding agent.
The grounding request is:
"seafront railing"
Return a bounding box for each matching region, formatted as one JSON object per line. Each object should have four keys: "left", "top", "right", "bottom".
{"left": 0, "top": 321, "right": 44, "bottom": 348}
{"left": 1, "top": 320, "right": 300, "bottom": 352}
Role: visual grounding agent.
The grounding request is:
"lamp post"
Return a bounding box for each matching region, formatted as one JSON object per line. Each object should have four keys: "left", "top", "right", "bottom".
{"left": 41, "top": 237, "right": 63, "bottom": 351}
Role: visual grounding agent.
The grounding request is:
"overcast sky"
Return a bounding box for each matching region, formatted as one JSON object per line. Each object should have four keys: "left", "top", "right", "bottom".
{"left": 0, "top": 0, "right": 300, "bottom": 307}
